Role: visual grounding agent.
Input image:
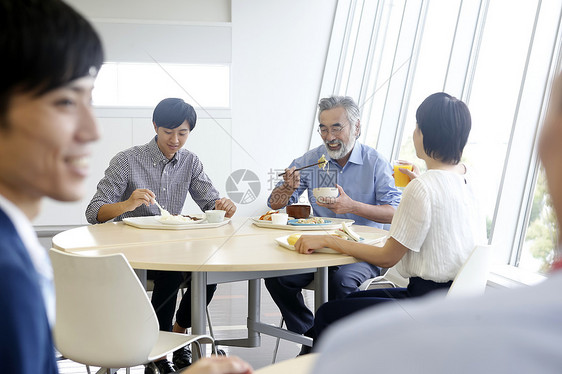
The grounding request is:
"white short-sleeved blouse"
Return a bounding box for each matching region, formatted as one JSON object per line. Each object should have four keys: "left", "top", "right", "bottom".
{"left": 388, "top": 169, "right": 486, "bottom": 282}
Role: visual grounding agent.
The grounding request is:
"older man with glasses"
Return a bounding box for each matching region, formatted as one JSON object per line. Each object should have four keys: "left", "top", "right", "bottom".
{"left": 265, "top": 95, "right": 401, "bottom": 350}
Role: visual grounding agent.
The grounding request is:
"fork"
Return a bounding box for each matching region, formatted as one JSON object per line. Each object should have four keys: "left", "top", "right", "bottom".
{"left": 153, "top": 199, "right": 170, "bottom": 216}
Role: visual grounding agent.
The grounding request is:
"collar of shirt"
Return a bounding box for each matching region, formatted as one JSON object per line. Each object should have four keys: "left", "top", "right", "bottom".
{"left": 149, "top": 136, "right": 179, "bottom": 165}
{"left": 346, "top": 142, "right": 364, "bottom": 165}
{"left": 325, "top": 141, "right": 364, "bottom": 170}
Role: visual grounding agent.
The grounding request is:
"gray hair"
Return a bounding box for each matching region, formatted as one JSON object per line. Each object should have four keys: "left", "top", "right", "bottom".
{"left": 317, "top": 96, "right": 361, "bottom": 126}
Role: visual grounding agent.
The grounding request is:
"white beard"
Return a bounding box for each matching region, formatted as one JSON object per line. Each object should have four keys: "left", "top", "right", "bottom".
{"left": 325, "top": 137, "right": 356, "bottom": 160}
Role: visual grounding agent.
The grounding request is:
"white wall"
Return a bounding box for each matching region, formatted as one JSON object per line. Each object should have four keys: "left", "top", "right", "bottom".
{"left": 34, "top": 0, "right": 336, "bottom": 229}
{"left": 230, "top": 0, "right": 337, "bottom": 217}
{"left": 66, "top": 0, "right": 231, "bottom": 22}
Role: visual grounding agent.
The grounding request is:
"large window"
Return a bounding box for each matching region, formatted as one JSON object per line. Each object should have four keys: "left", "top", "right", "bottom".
{"left": 521, "top": 167, "right": 558, "bottom": 274}
{"left": 319, "top": 0, "right": 562, "bottom": 274}
{"left": 93, "top": 62, "right": 230, "bottom": 108}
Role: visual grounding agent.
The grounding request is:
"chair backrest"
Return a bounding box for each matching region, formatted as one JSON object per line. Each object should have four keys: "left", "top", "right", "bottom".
{"left": 359, "top": 266, "right": 410, "bottom": 291}
{"left": 49, "top": 248, "right": 159, "bottom": 368}
{"left": 447, "top": 245, "right": 492, "bottom": 298}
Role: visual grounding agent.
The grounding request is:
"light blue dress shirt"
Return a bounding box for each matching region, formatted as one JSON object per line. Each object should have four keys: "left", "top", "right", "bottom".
{"left": 269, "top": 143, "right": 401, "bottom": 228}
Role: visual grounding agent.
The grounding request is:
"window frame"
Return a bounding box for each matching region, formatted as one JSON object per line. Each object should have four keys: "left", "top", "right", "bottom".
{"left": 316, "top": 0, "right": 562, "bottom": 274}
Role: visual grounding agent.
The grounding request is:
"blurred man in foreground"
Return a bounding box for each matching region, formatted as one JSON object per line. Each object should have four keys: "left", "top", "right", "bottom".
{"left": 0, "top": 1, "right": 251, "bottom": 374}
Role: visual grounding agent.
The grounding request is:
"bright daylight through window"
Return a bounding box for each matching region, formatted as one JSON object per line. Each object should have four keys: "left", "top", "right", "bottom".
{"left": 92, "top": 62, "right": 230, "bottom": 108}
{"left": 320, "top": 0, "right": 562, "bottom": 275}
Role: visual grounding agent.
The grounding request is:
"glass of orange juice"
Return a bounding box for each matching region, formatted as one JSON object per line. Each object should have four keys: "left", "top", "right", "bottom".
{"left": 393, "top": 162, "right": 413, "bottom": 187}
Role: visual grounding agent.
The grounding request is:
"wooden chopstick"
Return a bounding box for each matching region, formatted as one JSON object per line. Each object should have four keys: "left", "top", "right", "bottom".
{"left": 278, "top": 161, "right": 324, "bottom": 176}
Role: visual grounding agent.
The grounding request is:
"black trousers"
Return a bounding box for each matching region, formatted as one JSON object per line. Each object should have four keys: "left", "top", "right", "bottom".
{"left": 148, "top": 270, "right": 217, "bottom": 332}
{"left": 312, "top": 277, "right": 452, "bottom": 342}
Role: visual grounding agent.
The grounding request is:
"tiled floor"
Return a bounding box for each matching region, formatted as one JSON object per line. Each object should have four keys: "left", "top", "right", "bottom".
{"left": 57, "top": 280, "right": 313, "bottom": 373}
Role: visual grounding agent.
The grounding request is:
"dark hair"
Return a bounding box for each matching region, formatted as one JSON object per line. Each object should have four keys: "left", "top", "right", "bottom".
{"left": 152, "top": 98, "right": 197, "bottom": 130}
{"left": 415, "top": 92, "right": 471, "bottom": 164}
{"left": 0, "top": 0, "right": 104, "bottom": 124}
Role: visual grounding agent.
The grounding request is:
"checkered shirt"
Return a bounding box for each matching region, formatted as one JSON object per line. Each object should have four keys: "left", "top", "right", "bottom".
{"left": 86, "top": 136, "right": 219, "bottom": 224}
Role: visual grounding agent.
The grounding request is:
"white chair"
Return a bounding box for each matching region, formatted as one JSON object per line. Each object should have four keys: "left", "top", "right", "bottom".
{"left": 447, "top": 244, "right": 492, "bottom": 298}
{"left": 145, "top": 277, "right": 218, "bottom": 338}
{"left": 361, "top": 245, "right": 492, "bottom": 297}
{"left": 359, "top": 266, "right": 409, "bottom": 290}
{"left": 49, "top": 248, "right": 216, "bottom": 374}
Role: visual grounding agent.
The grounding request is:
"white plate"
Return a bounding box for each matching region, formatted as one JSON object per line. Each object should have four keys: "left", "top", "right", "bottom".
{"left": 123, "top": 216, "right": 230, "bottom": 230}
{"left": 251, "top": 216, "right": 354, "bottom": 231}
{"left": 275, "top": 232, "right": 388, "bottom": 254}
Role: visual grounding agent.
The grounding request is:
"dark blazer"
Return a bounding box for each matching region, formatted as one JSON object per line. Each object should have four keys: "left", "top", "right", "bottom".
{"left": 0, "top": 207, "right": 58, "bottom": 373}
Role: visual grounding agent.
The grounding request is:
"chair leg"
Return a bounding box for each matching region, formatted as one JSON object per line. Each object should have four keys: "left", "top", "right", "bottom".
{"left": 192, "top": 341, "right": 203, "bottom": 359}
{"left": 271, "top": 317, "right": 284, "bottom": 364}
{"left": 210, "top": 340, "right": 218, "bottom": 355}
{"left": 86, "top": 365, "right": 91, "bottom": 374}
{"left": 93, "top": 368, "right": 117, "bottom": 374}
{"left": 206, "top": 305, "right": 215, "bottom": 338}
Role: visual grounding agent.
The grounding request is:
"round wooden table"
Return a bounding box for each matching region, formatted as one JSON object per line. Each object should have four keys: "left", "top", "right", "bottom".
{"left": 52, "top": 216, "right": 387, "bottom": 353}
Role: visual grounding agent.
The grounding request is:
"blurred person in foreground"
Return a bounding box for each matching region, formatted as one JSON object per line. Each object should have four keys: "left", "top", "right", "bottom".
{"left": 0, "top": 0, "right": 103, "bottom": 372}
{"left": 0, "top": 1, "right": 251, "bottom": 374}
{"left": 310, "top": 75, "right": 562, "bottom": 373}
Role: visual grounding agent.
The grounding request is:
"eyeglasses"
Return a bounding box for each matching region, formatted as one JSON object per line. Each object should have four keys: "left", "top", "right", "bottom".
{"left": 317, "top": 124, "right": 348, "bottom": 136}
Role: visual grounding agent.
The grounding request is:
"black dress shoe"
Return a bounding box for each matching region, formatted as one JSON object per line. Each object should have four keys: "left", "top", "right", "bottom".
{"left": 172, "top": 346, "right": 192, "bottom": 370}
{"left": 145, "top": 358, "right": 176, "bottom": 374}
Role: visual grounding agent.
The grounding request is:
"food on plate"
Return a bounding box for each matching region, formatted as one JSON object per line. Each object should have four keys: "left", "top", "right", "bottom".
{"left": 259, "top": 210, "right": 279, "bottom": 221}
{"left": 287, "top": 231, "right": 351, "bottom": 247}
{"left": 183, "top": 214, "right": 202, "bottom": 221}
{"left": 332, "top": 230, "right": 352, "bottom": 239}
{"left": 340, "top": 222, "right": 361, "bottom": 241}
{"left": 295, "top": 217, "right": 327, "bottom": 224}
{"left": 287, "top": 233, "right": 302, "bottom": 246}
{"left": 318, "top": 154, "right": 328, "bottom": 170}
{"left": 158, "top": 214, "right": 194, "bottom": 224}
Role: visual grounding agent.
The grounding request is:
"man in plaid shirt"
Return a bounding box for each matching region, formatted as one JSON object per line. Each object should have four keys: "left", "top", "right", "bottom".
{"left": 86, "top": 98, "right": 236, "bottom": 373}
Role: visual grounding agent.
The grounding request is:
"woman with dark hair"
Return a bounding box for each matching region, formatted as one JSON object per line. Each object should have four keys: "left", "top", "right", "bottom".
{"left": 294, "top": 92, "right": 486, "bottom": 347}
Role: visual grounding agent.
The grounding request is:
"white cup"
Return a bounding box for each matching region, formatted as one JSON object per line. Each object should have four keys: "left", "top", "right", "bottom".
{"left": 271, "top": 213, "right": 289, "bottom": 225}
{"left": 205, "top": 210, "right": 226, "bottom": 223}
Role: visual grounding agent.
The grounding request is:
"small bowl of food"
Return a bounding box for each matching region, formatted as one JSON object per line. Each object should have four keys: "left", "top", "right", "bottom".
{"left": 286, "top": 204, "right": 311, "bottom": 219}
{"left": 313, "top": 187, "right": 338, "bottom": 202}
